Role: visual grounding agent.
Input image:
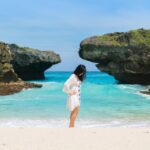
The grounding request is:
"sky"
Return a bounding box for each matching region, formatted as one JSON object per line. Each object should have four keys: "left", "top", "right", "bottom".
{"left": 0, "top": 0, "right": 150, "bottom": 71}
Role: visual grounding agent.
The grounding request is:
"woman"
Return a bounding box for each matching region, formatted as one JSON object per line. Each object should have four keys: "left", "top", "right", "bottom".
{"left": 63, "top": 64, "right": 86, "bottom": 128}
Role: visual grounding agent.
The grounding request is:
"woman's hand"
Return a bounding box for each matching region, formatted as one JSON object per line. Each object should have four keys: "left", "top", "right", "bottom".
{"left": 70, "top": 90, "right": 77, "bottom": 95}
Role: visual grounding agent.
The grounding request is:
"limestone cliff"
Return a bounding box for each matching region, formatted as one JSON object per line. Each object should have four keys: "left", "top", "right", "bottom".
{"left": 9, "top": 44, "right": 61, "bottom": 80}
{"left": 79, "top": 28, "right": 150, "bottom": 84}
{"left": 0, "top": 42, "right": 61, "bottom": 95}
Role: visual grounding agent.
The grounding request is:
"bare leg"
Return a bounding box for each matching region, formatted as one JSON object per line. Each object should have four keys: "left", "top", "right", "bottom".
{"left": 69, "top": 107, "right": 79, "bottom": 128}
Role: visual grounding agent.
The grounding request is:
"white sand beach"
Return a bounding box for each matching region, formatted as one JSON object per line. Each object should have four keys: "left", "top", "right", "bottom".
{"left": 0, "top": 128, "right": 150, "bottom": 150}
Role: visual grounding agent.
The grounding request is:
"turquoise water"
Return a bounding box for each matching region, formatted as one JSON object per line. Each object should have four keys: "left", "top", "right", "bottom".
{"left": 0, "top": 71, "right": 150, "bottom": 128}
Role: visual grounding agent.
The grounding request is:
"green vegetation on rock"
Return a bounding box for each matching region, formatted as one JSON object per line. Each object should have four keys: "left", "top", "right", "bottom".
{"left": 93, "top": 28, "right": 150, "bottom": 47}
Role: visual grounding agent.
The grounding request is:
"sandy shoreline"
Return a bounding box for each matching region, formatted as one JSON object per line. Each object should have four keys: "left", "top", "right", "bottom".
{"left": 0, "top": 128, "right": 150, "bottom": 150}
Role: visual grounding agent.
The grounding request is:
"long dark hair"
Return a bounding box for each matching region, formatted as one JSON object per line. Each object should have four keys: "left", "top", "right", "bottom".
{"left": 73, "top": 64, "right": 86, "bottom": 82}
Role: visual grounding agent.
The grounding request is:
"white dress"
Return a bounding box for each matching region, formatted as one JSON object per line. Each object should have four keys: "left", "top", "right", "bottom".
{"left": 63, "top": 74, "right": 81, "bottom": 111}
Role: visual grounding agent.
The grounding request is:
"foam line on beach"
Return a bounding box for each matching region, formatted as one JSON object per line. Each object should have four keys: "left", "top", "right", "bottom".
{"left": 0, "top": 118, "right": 150, "bottom": 128}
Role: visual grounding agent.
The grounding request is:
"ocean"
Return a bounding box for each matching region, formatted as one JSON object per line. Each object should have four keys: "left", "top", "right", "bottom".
{"left": 0, "top": 71, "right": 150, "bottom": 128}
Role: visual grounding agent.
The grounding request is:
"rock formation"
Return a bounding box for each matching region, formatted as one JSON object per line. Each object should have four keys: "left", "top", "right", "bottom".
{"left": 0, "top": 42, "right": 19, "bottom": 82}
{"left": 9, "top": 44, "right": 61, "bottom": 80}
{"left": 79, "top": 28, "right": 150, "bottom": 84}
{"left": 0, "top": 42, "right": 61, "bottom": 95}
{"left": 140, "top": 88, "right": 150, "bottom": 95}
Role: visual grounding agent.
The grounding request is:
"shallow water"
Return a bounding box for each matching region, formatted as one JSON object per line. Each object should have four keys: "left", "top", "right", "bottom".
{"left": 0, "top": 71, "right": 150, "bottom": 128}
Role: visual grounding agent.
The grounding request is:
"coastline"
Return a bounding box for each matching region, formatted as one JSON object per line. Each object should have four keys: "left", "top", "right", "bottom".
{"left": 1, "top": 72, "right": 150, "bottom": 128}
{"left": 0, "top": 128, "right": 150, "bottom": 150}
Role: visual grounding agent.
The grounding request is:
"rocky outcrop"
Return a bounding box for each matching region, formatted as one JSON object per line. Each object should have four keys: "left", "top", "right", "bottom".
{"left": 0, "top": 42, "right": 61, "bottom": 95}
{"left": 79, "top": 28, "right": 150, "bottom": 84}
{"left": 9, "top": 44, "right": 61, "bottom": 80}
{"left": 140, "top": 88, "right": 150, "bottom": 95}
{"left": 0, "top": 81, "right": 42, "bottom": 96}
{"left": 0, "top": 43, "right": 19, "bottom": 82}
